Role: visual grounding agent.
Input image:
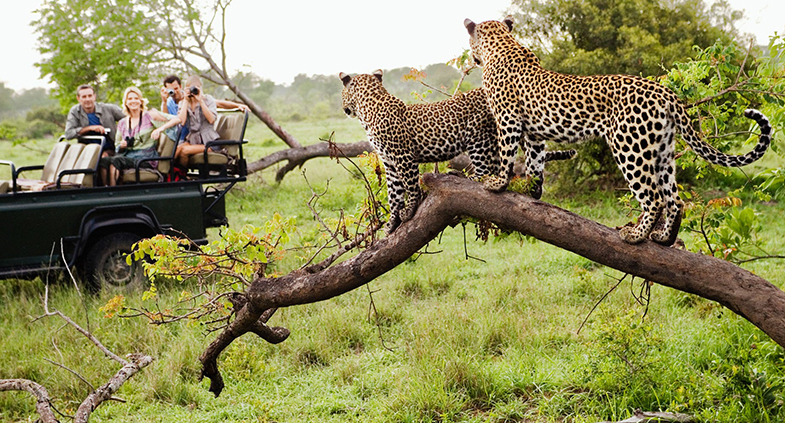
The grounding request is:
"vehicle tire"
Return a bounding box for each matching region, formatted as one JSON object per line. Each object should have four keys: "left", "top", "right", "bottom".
{"left": 83, "top": 232, "right": 146, "bottom": 293}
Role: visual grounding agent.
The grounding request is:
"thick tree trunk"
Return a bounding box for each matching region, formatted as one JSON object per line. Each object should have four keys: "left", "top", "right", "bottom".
{"left": 200, "top": 173, "right": 785, "bottom": 396}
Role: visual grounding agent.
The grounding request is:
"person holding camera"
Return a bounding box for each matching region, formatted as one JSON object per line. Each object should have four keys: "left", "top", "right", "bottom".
{"left": 174, "top": 75, "right": 224, "bottom": 169}
{"left": 160, "top": 74, "right": 248, "bottom": 144}
{"left": 99, "top": 86, "right": 181, "bottom": 186}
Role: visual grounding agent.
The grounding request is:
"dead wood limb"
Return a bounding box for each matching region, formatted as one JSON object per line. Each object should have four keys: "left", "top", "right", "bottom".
{"left": 246, "top": 141, "right": 373, "bottom": 180}
{"left": 73, "top": 354, "right": 154, "bottom": 423}
{"left": 1, "top": 281, "right": 154, "bottom": 422}
{"left": 200, "top": 173, "right": 785, "bottom": 396}
{"left": 0, "top": 379, "right": 58, "bottom": 423}
{"left": 599, "top": 408, "right": 694, "bottom": 422}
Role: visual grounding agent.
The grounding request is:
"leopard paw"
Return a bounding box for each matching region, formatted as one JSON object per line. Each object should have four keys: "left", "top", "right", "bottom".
{"left": 619, "top": 225, "right": 646, "bottom": 244}
{"left": 482, "top": 175, "right": 509, "bottom": 192}
{"left": 400, "top": 203, "right": 418, "bottom": 223}
{"left": 649, "top": 228, "right": 674, "bottom": 245}
{"left": 385, "top": 217, "right": 402, "bottom": 235}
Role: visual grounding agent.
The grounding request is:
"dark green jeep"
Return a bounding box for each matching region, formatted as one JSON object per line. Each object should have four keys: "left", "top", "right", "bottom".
{"left": 0, "top": 110, "right": 248, "bottom": 291}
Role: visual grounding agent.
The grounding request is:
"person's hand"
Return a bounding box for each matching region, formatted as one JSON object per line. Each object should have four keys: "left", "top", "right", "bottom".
{"left": 237, "top": 103, "right": 249, "bottom": 112}
{"left": 151, "top": 128, "right": 162, "bottom": 140}
{"left": 160, "top": 87, "right": 169, "bottom": 103}
{"left": 118, "top": 139, "right": 128, "bottom": 150}
{"left": 91, "top": 125, "right": 107, "bottom": 134}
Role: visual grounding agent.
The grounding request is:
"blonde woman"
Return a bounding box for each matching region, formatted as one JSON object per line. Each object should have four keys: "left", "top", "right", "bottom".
{"left": 99, "top": 86, "right": 181, "bottom": 186}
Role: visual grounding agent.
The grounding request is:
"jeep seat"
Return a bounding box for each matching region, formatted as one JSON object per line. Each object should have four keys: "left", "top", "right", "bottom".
{"left": 122, "top": 132, "right": 176, "bottom": 184}
{"left": 188, "top": 110, "right": 247, "bottom": 178}
{"left": 61, "top": 143, "right": 102, "bottom": 187}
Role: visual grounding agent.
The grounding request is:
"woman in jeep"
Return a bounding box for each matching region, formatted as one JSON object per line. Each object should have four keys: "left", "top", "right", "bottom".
{"left": 99, "top": 86, "right": 181, "bottom": 186}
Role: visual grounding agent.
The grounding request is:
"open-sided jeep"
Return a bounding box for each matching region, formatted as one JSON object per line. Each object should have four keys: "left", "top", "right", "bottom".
{"left": 0, "top": 109, "right": 249, "bottom": 291}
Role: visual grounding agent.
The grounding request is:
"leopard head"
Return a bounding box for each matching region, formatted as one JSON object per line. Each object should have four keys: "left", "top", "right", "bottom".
{"left": 339, "top": 70, "right": 384, "bottom": 120}
{"left": 464, "top": 16, "right": 514, "bottom": 67}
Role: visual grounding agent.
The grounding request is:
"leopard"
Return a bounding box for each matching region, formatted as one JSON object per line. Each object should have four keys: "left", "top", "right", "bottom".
{"left": 340, "top": 69, "right": 576, "bottom": 233}
{"left": 463, "top": 16, "right": 772, "bottom": 246}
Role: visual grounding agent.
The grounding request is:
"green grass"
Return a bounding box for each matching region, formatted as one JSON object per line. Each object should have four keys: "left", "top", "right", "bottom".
{"left": 2, "top": 120, "right": 785, "bottom": 422}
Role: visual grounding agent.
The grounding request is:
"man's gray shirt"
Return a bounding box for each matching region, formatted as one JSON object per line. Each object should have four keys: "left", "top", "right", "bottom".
{"left": 64, "top": 102, "right": 125, "bottom": 140}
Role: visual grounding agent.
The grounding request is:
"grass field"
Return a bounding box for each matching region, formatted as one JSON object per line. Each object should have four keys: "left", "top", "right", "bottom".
{"left": 1, "top": 119, "right": 784, "bottom": 422}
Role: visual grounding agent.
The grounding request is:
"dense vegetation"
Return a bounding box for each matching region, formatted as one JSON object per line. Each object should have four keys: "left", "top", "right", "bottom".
{"left": 1, "top": 117, "right": 784, "bottom": 422}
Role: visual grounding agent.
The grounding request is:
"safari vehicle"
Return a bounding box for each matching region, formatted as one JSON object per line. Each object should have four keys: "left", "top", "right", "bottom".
{"left": 0, "top": 109, "right": 249, "bottom": 291}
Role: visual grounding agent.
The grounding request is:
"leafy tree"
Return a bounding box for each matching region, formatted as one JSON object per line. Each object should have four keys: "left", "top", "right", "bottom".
{"left": 34, "top": 0, "right": 164, "bottom": 110}
{"left": 510, "top": 0, "right": 742, "bottom": 76}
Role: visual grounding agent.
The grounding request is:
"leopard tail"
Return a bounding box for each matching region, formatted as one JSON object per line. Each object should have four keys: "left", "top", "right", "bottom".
{"left": 677, "top": 107, "right": 772, "bottom": 167}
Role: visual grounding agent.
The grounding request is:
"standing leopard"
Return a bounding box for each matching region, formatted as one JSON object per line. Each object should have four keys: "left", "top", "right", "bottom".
{"left": 463, "top": 17, "right": 772, "bottom": 246}
{"left": 340, "top": 70, "right": 575, "bottom": 233}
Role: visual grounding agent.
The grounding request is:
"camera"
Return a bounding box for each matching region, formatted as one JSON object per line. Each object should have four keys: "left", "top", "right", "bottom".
{"left": 188, "top": 86, "right": 199, "bottom": 96}
{"left": 166, "top": 89, "right": 175, "bottom": 96}
{"left": 124, "top": 135, "right": 135, "bottom": 149}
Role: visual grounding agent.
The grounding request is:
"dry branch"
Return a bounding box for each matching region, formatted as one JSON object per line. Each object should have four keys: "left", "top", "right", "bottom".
{"left": 246, "top": 141, "right": 373, "bottom": 180}
{"left": 0, "top": 379, "right": 58, "bottom": 423}
{"left": 1, "top": 283, "right": 153, "bottom": 422}
{"left": 200, "top": 172, "right": 785, "bottom": 396}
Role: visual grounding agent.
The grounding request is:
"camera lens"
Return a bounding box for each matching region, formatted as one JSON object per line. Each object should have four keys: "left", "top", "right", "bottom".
{"left": 166, "top": 89, "right": 175, "bottom": 96}
{"left": 189, "top": 87, "right": 199, "bottom": 95}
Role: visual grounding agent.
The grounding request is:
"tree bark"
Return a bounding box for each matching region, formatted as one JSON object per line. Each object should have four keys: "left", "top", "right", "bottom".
{"left": 0, "top": 379, "right": 58, "bottom": 423}
{"left": 247, "top": 141, "right": 373, "bottom": 180}
{"left": 200, "top": 172, "right": 785, "bottom": 396}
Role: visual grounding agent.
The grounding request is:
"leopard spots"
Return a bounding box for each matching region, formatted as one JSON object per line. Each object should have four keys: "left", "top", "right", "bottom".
{"left": 465, "top": 17, "right": 772, "bottom": 245}
{"left": 340, "top": 70, "right": 575, "bottom": 234}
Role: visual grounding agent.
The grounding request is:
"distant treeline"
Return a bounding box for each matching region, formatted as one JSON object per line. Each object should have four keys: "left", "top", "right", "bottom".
{"left": 210, "top": 63, "right": 483, "bottom": 122}
{"left": 0, "top": 84, "right": 57, "bottom": 121}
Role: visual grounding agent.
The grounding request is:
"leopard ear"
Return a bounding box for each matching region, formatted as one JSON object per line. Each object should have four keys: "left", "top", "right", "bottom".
{"left": 339, "top": 72, "right": 352, "bottom": 87}
{"left": 503, "top": 16, "right": 514, "bottom": 32}
{"left": 372, "top": 69, "right": 383, "bottom": 82}
{"left": 464, "top": 19, "right": 476, "bottom": 36}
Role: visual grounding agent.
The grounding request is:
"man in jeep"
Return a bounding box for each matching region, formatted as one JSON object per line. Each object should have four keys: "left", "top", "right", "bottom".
{"left": 64, "top": 84, "right": 125, "bottom": 157}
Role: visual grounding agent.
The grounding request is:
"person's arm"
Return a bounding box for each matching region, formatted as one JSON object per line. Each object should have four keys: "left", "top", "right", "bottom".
{"left": 215, "top": 99, "right": 249, "bottom": 112}
{"left": 177, "top": 100, "right": 189, "bottom": 138}
{"left": 115, "top": 121, "right": 126, "bottom": 152}
{"left": 200, "top": 95, "right": 216, "bottom": 124}
{"left": 150, "top": 111, "right": 182, "bottom": 140}
{"left": 112, "top": 104, "right": 125, "bottom": 121}
{"left": 160, "top": 87, "right": 169, "bottom": 112}
{"left": 64, "top": 106, "right": 81, "bottom": 139}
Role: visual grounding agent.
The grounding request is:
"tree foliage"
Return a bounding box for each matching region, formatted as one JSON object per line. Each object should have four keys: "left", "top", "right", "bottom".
{"left": 34, "top": 0, "right": 164, "bottom": 110}
{"left": 510, "top": 0, "right": 742, "bottom": 76}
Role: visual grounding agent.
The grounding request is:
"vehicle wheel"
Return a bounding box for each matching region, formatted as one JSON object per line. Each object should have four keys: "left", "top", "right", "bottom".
{"left": 83, "top": 232, "right": 146, "bottom": 292}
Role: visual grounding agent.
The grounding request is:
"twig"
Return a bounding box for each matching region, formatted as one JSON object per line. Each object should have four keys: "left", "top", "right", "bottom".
{"left": 734, "top": 255, "right": 785, "bottom": 264}
{"left": 366, "top": 285, "right": 395, "bottom": 352}
{"left": 43, "top": 358, "right": 95, "bottom": 391}
{"left": 577, "top": 274, "right": 628, "bottom": 334}
{"left": 462, "top": 222, "right": 486, "bottom": 263}
{"left": 699, "top": 207, "right": 715, "bottom": 257}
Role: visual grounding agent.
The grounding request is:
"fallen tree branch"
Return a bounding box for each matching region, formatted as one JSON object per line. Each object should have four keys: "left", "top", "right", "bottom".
{"left": 0, "top": 379, "right": 58, "bottom": 423}
{"left": 200, "top": 173, "right": 785, "bottom": 396}
{"left": 1, "top": 280, "right": 154, "bottom": 422}
{"left": 73, "top": 354, "right": 154, "bottom": 423}
{"left": 598, "top": 408, "right": 694, "bottom": 422}
{"left": 246, "top": 141, "right": 373, "bottom": 180}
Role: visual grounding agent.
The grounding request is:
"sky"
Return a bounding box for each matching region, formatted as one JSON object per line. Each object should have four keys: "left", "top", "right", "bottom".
{"left": 1, "top": 0, "right": 783, "bottom": 93}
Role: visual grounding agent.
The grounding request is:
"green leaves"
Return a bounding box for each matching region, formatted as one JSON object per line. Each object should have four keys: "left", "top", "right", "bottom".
{"left": 34, "top": 0, "right": 170, "bottom": 110}
{"left": 511, "top": 0, "right": 738, "bottom": 76}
